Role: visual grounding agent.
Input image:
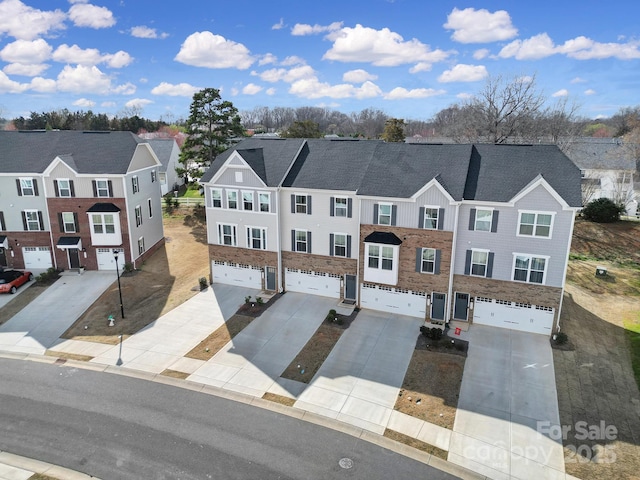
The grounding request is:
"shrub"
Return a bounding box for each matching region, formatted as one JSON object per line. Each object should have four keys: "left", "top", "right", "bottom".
{"left": 582, "top": 198, "right": 625, "bottom": 223}
{"left": 199, "top": 277, "right": 208, "bottom": 290}
{"left": 256, "top": 296, "right": 264, "bottom": 305}
{"left": 419, "top": 326, "right": 444, "bottom": 340}
{"left": 245, "top": 295, "right": 252, "bottom": 304}
{"left": 164, "top": 196, "right": 174, "bottom": 213}
{"left": 123, "top": 262, "right": 134, "bottom": 274}
{"left": 554, "top": 332, "right": 569, "bottom": 345}
{"left": 36, "top": 267, "right": 60, "bottom": 283}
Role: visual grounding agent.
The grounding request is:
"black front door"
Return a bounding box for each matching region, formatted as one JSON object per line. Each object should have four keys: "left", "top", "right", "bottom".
{"left": 266, "top": 266, "right": 276, "bottom": 291}
{"left": 344, "top": 275, "right": 356, "bottom": 301}
{"left": 431, "top": 293, "right": 446, "bottom": 321}
{"left": 453, "top": 292, "right": 470, "bottom": 321}
{"left": 68, "top": 248, "right": 80, "bottom": 269}
{"left": 0, "top": 247, "right": 6, "bottom": 267}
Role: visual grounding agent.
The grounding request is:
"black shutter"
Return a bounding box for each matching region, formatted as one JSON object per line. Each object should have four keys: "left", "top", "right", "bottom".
{"left": 469, "top": 208, "right": 476, "bottom": 230}
{"left": 329, "top": 233, "right": 334, "bottom": 256}
{"left": 438, "top": 208, "right": 445, "bottom": 230}
{"left": 307, "top": 195, "right": 312, "bottom": 215}
{"left": 132, "top": 177, "right": 136, "bottom": 193}
{"left": 435, "top": 250, "right": 441, "bottom": 275}
{"left": 415, "top": 248, "right": 422, "bottom": 272}
{"left": 373, "top": 204, "right": 379, "bottom": 224}
{"left": 74, "top": 213, "right": 80, "bottom": 233}
{"left": 70, "top": 180, "right": 75, "bottom": 197}
{"left": 291, "top": 230, "right": 296, "bottom": 252}
{"left": 16, "top": 179, "right": 22, "bottom": 196}
{"left": 21, "top": 212, "right": 27, "bottom": 230}
{"left": 92, "top": 180, "right": 97, "bottom": 197}
{"left": 33, "top": 179, "right": 39, "bottom": 196}
{"left": 0, "top": 212, "right": 5, "bottom": 231}
{"left": 58, "top": 213, "right": 64, "bottom": 232}
{"left": 347, "top": 198, "right": 353, "bottom": 218}
{"left": 54, "top": 180, "right": 59, "bottom": 197}
{"left": 346, "top": 235, "right": 352, "bottom": 258}
{"left": 291, "top": 194, "right": 295, "bottom": 214}
{"left": 107, "top": 180, "right": 113, "bottom": 197}
{"left": 307, "top": 231, "right": 312, "bottom": 253}
{"left": 418, "top": 207, "right": 425, "bottom": 229}
{"left": 37, "top": 211, "right": 44, "bottom": 231}
{"left": 391, "top": 205, "right": 397, "bottom": 226}
{"left": 330, "top": 197, "right": 335, "bottom": 216}
{"left": 486, "top": 252, "right": 494, "bottom": 278}
{"left": 464, "top": 250, "right": 472, "bottom": 275}
{"left": 491, "top": 210, "right": 499, "bottom": 233}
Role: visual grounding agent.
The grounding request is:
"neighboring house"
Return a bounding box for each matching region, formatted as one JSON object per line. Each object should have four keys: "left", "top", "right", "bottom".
{"left": 147, "top": 138, "right": 184, "bottom": 195}
{"left": 200, "top": 138, "right": 582, "bottom": 336}
{"left": 563, "top": 137, "right": 637, "bottom": 214}
{"left": 0, "top": 130, "right": 165, "bottom": 272}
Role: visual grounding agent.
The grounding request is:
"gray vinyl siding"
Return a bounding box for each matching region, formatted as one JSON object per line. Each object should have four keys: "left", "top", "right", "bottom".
{"left": 206, "top": 186, "right": 277, "bottom": 213}
{"left": 0, "top": 176, "right": 49, "bottom": 230}
{"left": 454, "top": 185, "right": 574, "bottom": 287}
{"left": 125, "top": 167, "right": 164, "bottom": 259}
{"left": 361, "top": 196, "right": 454, "bottom": 231}
{"left": 205, "top": 207, "right": 279, "bottom": 251}
{"left": 216, "top": 168, "right": 265, "bottom": 188}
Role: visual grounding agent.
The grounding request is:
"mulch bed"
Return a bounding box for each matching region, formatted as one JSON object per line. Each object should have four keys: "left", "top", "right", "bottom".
{"left": 415, "top": 330, "right": 469, "bottom": 357}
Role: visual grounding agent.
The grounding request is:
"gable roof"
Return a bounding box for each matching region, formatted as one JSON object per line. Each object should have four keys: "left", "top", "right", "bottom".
{"left": 0, "top": 130, "right": 145, "bottom": 174}
{"left": 147, "top": 138, "right": 177, "bottom": 172}
{"left": 562, "top": 137, "right": 636, "bottom": 170}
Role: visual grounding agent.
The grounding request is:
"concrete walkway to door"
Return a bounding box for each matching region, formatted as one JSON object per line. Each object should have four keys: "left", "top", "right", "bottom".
{"left": 449, "top": 325, "right": 565, "bottom": 480}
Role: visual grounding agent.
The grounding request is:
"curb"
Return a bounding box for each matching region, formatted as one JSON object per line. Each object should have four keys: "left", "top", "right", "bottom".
{"left": 0, "top": 451, "right": 101, "bottom": 480}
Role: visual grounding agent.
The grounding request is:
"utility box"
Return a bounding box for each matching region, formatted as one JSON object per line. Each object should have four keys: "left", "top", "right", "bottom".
{"left": 595, "top": 266, "right": 608, "bottom": 277}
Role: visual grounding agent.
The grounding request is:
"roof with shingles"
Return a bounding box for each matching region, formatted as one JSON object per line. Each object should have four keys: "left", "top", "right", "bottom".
{"left": 202, "top": 138, "right": 582, "bottom": 207}
{"left": 0, "top": 130, "right": 145, "bottom": 174}
{"left": 147, "top": 138, "right": 176, "bottom": 172}
{"left": 562, "top": 137, "right": 636, "bottom": 170}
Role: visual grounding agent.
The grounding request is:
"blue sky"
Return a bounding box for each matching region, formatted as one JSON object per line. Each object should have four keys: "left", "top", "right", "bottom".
{"left": 0, "top": 0, "right": 639, "bottom": 123}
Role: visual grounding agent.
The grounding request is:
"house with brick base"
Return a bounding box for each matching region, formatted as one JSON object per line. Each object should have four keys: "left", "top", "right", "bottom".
{"left": 200, "top": 138, "right": 581, "bottom": 336}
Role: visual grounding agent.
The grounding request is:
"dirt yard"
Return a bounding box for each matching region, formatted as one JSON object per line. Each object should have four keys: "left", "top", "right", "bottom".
{"left": 554, "top": 218, "right": 640, "bottom": 480}
{"left": 61, "top": 207, "right": 210, "bottom": 344}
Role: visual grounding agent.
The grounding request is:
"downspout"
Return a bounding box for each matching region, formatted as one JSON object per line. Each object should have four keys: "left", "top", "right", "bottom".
{"left": 276, "top": 186, "right": 283, "bottom": 292}
{"left": 42, "top": 176, "right": 58, "bottom": 270}
{"left": 356, "top": 194, "right": 361, "bottom": 306}
{"left": 556, "top": 208, "right": 578, "bottom": 332}
{"left": 445, "top": 201, "right": 461, "bottom": 323}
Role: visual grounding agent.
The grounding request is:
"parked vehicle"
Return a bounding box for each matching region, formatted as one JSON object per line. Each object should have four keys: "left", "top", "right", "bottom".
{"left": 0, "top": 270, "right": 33, "bottom": 294}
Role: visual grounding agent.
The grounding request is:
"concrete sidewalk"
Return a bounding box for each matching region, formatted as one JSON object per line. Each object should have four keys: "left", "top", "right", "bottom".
{"left": 0, "top": 450, "right": 99, "bottom": 480}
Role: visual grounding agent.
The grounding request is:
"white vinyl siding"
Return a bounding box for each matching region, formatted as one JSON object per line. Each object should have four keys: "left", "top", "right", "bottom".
{"left": 217, "top": 223, "right": 237, "bottom": 246}
{"left": 518, "top": 211, "right": 554, "bottom": 238}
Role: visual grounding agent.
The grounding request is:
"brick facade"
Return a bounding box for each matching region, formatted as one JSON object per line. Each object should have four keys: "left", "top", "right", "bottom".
{"left": 135, "top": 236, "right": 165, "bottom": 268}
{"left": 1, "top": 231, "right": 52, "bottom": 270}
{"left": 208, "top": 244, "right": 278, "bottom": 290}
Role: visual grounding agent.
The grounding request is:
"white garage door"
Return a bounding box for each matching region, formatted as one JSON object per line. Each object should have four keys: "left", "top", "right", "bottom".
{"left": 22, "top": 246, "right": 52, "bottom": 269}
{"left": 285, "top": 268, "right": 340, "bottom": 298}
{"left": 473, "top": 297, "right": 554, "bottom": 335}
{"left": 212, "top": 261, "right": 262, "bottom": 289}
{"left": 97, "top": 248, "right": 125, "bottom": 270}
{"left": 360, "top": 284, "right": 426, "bottom": 318}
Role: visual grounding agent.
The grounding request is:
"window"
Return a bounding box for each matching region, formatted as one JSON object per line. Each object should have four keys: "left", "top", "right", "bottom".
{"left": 138, "top": 237, "right": 145, "bottom": 254}
{"left": 61, "top": 212, "right": 76, "bottom": 233}
{"left": 92, "top": 214, "right": 116, "bottom": 234}
{"left": 293, "top": 229, "right": 310, "bottom": 253}
{"left": 258, "top": 192, "right": 270, "bottom": 212}
{"left": 0, "top": 212, "right": 5, "bottom": 231}
{"left": 135, "top": 206, "right": 143, "bottom": 227}
{"left": 235, "top": 171, "right": 243, "bottom": 183}
{"left": 18, "top": 178, "right": 36, "bottom": 196}
{"left": 423, "top": 208, "right": 439, "bottom": 229}
{"left": 148, "top": 198, "right": 153, "bottom": 218}
{"left": 151, "top": 170, "right": 157, "bottom": 183}
{"left": 421, "top": 248, "right": 436, "bottom": 273}
{"left": 518, "top": 211, "right": 553, "bottom": 238}
{"left": 57, "top": 179, "right": 72, "bottom": 197}
{"left": 23, "top": 210, "right": 42, "bottom": 231}
{"left": 368, "top": 245, "right": 394, "bottom": 271}
{"left": 470, "top": 250, "right": 489, "bottom": 277}
{"left": 474, "top": 209, "right": 493, "bottom": 232}
{"left": 333, "top": 234, "right": 347, "bottom": 257}
{"left": 242, "top": 191, "right": 254, "bottom": 211}
{"left": 377, "top": 204, "right": 392, "bottom": 225}
{"left": 513, "top": 254, "right": 547, "bottom": 284}
{"left": 217, "top": 223, "right": 237, "bottom": 246}
{"left": 247, "top": 227, "right": 266, "bottom": 250}
{"left": 334, "top": 197, "right": 348, "bottom": 217}
{"left": 94, "top": 179, "right": 111, "bottom": 198}
{"left": 227, "top": 190, "right": 238, "bottom": 210}
{"left": 295, "top": 195, "right": 307, "bottom": 214}
{"left": 211, "top": 189, "right": 222, "bottom": 208}
{"left": 132, "top": 176, "right": 139, "bottom": 194}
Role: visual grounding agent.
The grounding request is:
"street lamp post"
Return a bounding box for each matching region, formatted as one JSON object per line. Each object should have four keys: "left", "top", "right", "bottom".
{"left": 113, "top": 249, "right": 125, "bottom": 319}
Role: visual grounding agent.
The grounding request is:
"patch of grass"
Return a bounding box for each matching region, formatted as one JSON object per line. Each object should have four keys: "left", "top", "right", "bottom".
{"left": 160, "top": 369, "right": 190, "bottom": 379}
{"left": 625, "top": 319, "right": 640, "bottom": 389}
{"left": 262, "top": 392, "right": 296, "bottom": 407}
{"left": 44, "top": 351, "right": 93, "bottom": 362}
{"left": 29, "top": 474, "right": 60, "bottom": 480}
{"left": 383, "top": 429, "right": 448, "bottom": 459}
{"left": 185, "top": 314, "right": 255, "bottom": 361}
{"left": 181, "top": 185, "right": 203, "bottom": 198}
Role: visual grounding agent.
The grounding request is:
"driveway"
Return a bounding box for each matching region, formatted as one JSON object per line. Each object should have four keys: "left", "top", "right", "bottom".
{"left": 448, "top": 325, "right": 565, "bottom": 480}
{"left": 0, "top": 271, "right": 115, "bottom": 354}
{"left": 0, "top": 276, "right": 35, "bottom": 309}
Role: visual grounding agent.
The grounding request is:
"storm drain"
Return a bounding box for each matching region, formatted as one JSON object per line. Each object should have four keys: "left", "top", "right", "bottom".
{"left": 338, "top": 458, "right": 353, "bottom": 469}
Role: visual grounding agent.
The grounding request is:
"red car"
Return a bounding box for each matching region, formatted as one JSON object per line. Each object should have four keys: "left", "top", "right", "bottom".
{"left": 0, "top": 270, "right": 34, "bottom": 294}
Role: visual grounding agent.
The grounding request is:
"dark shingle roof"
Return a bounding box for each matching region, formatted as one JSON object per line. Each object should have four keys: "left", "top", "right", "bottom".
{"left": 0, "top": 130, "right": 144, "bottom": 174}
{"left": 147, "top": 139, "right": 176, "bottom": 172}
{"left": 562, "top": 138, "right": 635, "bottom": 170}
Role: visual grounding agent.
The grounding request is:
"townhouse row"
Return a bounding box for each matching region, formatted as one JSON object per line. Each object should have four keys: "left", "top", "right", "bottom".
{"left": 0, "top": 130, "right": 165, "bottom": 272}
{"left": 201, "top": 138, "right": 582, "bottom": 336}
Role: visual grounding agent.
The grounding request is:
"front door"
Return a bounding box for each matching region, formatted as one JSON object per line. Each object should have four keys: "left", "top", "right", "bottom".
{"left": 0, "top": 247, "right": 6, "bottom": 267}
{"left": 344, "top": 274, "right": 356, "bottom": 302}
{"left": 453, "top": 292, "right": 470, "bottom": 321}
{"left": 266, "top": 266, "right": 276, "bottom": 291}
{"left": 431, "top": 292, "right": 446, "bottom": 321}
{"left": 68, "top": 248, "right": 80, "bottom": 269}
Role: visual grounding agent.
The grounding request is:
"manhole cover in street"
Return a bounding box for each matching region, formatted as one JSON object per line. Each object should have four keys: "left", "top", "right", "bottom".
{"left": 338, "top": 458, "right": 353, "bottom": 469}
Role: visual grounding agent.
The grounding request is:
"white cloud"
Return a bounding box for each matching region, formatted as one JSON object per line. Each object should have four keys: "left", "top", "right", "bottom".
{"left": 444, "top": 8, "right": 517, "bottom": 43}
{"left": 3, "top": 63, "right": 49, "bottom": 76}
{"left": 266, "top": 87, "right": 276, "bottom": 95}
{"left": 0, "top": 70, "right": 28, "bottom": 93}
{"left": 125, "top": 98, "right": 153, "bottom": 109}
{"left": 131, "top": 26, "right": 169, "bottom": 39}
{"left": 323, "top": 24, "right": 451, "bottom": 67}
{"left": 291, "top": 21, "right": 343, "bottom": 36}
{"left": 104, "top": 51, "right": 133, "bottom": 68}
{"left": 584, "top": 89, "right": 596, "bottom": 95}
{"left": 52, "top": 44, "right": 133, "bottom": 68}
{"left": 343, "top": 69, "right": 377, "bottom": 83}
{"left": 281, "top": 55, "right": 306, "bottom": 66}
{"left": 499, "top": 33, "right": 556, "bottom": 60}
{"left": 73, "top": 97, "right": 95, "bottom": 107}
{"left": 0, "top": 39, "right": 52, "bottom": 64}
{"left": 151, "top": 82, "right": 200, "bottom": 96}
{"left": 28, "top": 76, "right": 56, "bottom": 93}
{"left": 473, "top": 48, "right": 490, "bottom": 60}
{"left": 438, "top": 64, "right": 488, "bottom": 83}
{"left": 257, "top": 65, "right": 316, "bottom": 83}
{"left": 259, "top": 53, "right": 277, "bottom": 66}
{"left": 242, "top": 83, "right": 263, "bottom": 95}
{"left": 175, "top": 31, "right": 254, "bottom": 69}
{"left": 571, "top": 77, "right": 587, "bottom": 84}
{"left": 289, "top": 78, "right": 381, "bottom": 99}
{"left": 272, "top": 18, "right": 285, "bottom": 30}
{"left": 409, "top": 62, "right": 432, "bottom": 73}
{"left": 56, "top": 64, "right": 112, "bottom": 94}
{"left": 457, "top": 92, "right": 474, "bottom": 99}
{"left": 68, "top": 3, "right": 115, "bottom": 29}
{"left": 230, "top": 87, "right": 239, "bottom": 96}
{"left": 552, "top": 89, "right": 569, "bottom": 97}
{"left": 0, "top": 0, "right": 66, "bottom": 40}
{"left": 383, "top": 87, "right": 445, "bottom": 100}
{"left": 111, "top": 82, "right": 136, "bottom": 95}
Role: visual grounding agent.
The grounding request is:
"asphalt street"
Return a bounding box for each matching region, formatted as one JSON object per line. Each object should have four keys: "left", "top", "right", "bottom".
{"left": 0, "top": 358, "right": 459, "bottom": 480}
